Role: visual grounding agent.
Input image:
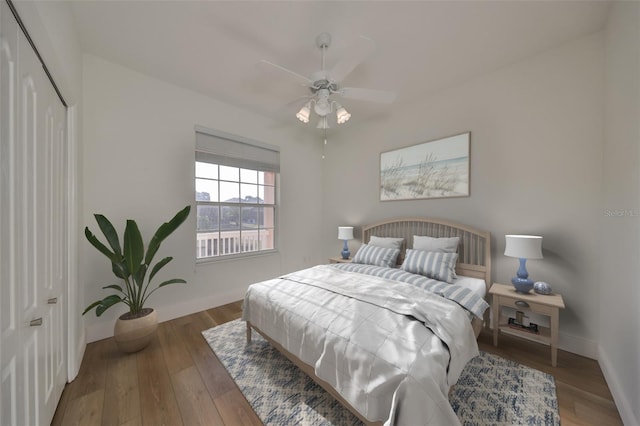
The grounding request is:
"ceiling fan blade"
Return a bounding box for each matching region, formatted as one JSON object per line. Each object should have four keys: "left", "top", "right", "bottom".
{"left": 339, "top": 87, "right": 397, "bottom": 104}
{"left": 329, "top": 35, "right": 376, "bottom": 83}
{"left": 268, "top": 96, "right": 313, "bottom": 124}
{"left": 257, "top": 60, "right": 312, "bottom": 86}
{"left": 284, "top": 95, "right": 314, "bottom": 109}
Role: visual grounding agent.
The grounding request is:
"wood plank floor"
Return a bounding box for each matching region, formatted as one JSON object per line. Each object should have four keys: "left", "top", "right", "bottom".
{"left": 53, "top": 301, "right": 622, "bottom": 426}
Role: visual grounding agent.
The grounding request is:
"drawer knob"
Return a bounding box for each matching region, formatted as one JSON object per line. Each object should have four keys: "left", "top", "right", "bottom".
{"left": 515, "top": 300, "right": 530, "bottom": 308}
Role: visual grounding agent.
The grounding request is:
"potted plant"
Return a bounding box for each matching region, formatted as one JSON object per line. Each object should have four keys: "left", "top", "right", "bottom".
{"left": 83, "top": 205, "right": 191, "bottom": 353}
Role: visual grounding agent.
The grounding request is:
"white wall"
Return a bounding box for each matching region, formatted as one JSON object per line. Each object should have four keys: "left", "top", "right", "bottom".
{"left": 322, "top": 33, "right": 605, "bottom": 358}
{"left": 600, "top": 2, "right": 640, "bottom": 425}
{"left": 81, "top": 55, "right": 324, "bottom": 341}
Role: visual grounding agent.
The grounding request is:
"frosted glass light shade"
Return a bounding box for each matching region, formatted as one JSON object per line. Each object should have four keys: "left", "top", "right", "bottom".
{"left": 504, "top": 235, "right": 543, "bottom": 259}
{"left": 338, "top": 226, "right": 354, "bottom": 240}
{"left": 296, "top": 103, "right": 311, "bottom": 123}
{"left": 336, "top": 106, "right": 351, "bottom": 124}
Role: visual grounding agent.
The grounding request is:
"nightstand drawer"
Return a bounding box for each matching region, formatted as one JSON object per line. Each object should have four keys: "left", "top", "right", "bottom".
{"left": 496, "top": 295, "right": 556, "bottom": 316}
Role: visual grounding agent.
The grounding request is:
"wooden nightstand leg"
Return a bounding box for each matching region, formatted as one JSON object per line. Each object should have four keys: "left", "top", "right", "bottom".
{"left": 550, "top": 309, "right": 559, "bottom": 367}
{"left": 492, "top": 298, "right": 499, "bottom": 346}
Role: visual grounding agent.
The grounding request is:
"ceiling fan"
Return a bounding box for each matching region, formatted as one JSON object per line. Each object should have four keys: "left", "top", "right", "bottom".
{"left": 258, "top": 32, "right": 397, "bottom": 128}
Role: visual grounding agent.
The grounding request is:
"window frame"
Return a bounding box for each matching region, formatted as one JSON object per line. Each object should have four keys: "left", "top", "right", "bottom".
{"left": 195, "top": 126, "right": 279, "bottom": 263}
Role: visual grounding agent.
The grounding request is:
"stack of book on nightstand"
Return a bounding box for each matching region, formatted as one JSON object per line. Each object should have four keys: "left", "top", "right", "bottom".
{"left": 508, "top": 317, "right": 539, "bottom": 334}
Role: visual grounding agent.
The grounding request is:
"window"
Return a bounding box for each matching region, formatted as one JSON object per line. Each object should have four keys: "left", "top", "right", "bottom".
{"left": 195, "top": 126, "right": 279, "bottom": 260}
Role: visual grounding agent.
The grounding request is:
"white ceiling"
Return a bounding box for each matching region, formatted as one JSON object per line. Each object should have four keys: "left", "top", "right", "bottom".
{"left": 69, "top": 0, "right": 611, "bottom": 127}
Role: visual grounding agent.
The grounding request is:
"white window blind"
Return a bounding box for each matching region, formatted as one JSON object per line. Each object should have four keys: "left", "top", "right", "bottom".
{"left": 195, "top": 126, "right": 280, "bottom": 172}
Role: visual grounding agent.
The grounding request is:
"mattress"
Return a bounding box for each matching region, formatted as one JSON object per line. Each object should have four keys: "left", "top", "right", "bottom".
{"left": 452, "top": 275, "right": 487, "bottom": 299}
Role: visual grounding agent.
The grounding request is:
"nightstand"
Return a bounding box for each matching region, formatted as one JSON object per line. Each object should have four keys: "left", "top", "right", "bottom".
{"left": 490, "top": 283, "right": 565, "bottom": 367}
{"left": 329, "top": 257, "right": 352, "bottom": 264}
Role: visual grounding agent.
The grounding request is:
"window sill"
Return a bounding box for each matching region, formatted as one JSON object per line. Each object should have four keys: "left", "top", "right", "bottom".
{"left": 195, "top": 249, "right": 279, "bottom": 266}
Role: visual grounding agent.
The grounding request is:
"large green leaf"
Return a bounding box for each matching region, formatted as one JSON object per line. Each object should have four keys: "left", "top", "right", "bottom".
{"left": 157, "top": 278, "right": 186, "bottom": 288}
{"left": 102, "top": 284, "right": 123, "bottom": 293}
{"left": 123, "top": 220, "right": 144, "bottom": 276}
{"left": 145, "top": 205, "right": 190, "bottom": 265}
{"left": 95, "top": 294, "right": 123, "bottom": 316}
{"left": 82, "top": 300, "right": 102, "bottom": 316}
{"left": 148, "top": 256, "right": 172, "bottom": 283}
{"left": 112, "top": 261, "right": 128, "bottom": 279}
{"left": 94, "top": 214, "right": 122, "bottom": 257}
{"left": 134, "top": 264, "right": 147, "bottom": 288}
{"left": 85, "top": 227, "right": 117, "bottom": 263}
{"left": 141, "top": 278, "right": 186, "bottom": 307}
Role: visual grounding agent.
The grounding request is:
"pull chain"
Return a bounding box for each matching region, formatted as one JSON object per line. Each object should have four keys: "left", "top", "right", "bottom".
{"left": 322, "top": 127, "right": 327, "bottom": 159}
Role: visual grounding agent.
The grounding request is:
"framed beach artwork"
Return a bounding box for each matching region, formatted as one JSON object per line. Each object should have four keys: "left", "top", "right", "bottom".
{"left": 380, "top": 132, "right": 470, "bottom": 201}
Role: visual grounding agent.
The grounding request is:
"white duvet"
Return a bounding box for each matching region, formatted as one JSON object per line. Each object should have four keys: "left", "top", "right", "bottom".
{"left": 242, "top": 264, "right": 480, "bottom": 425}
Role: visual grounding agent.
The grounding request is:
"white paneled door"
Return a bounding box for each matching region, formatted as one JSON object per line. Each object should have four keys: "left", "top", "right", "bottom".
{"left": 1, "top": 1, "right": 68, "bottom": 425}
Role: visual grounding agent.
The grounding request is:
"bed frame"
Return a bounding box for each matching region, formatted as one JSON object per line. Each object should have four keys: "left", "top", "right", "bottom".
{"left": 246, "top": 217, "right": 492, "bottom": 426}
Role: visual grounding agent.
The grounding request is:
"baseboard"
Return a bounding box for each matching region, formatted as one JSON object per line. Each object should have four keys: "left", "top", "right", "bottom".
{"left": 598, "top": 345, "right": 638, "bottom": 426}
{"left": 84, "top": 288, "right": 247, "bottom": 343}
{"left": 558, "top": 331, "right": 597, "bottom": 360}
{"left": 155, "top": 287, "right": 247, "bottom": 325}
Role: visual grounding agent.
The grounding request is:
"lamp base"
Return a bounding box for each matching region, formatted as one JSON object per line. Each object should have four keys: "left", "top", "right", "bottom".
{"left": 511, "top": 277, "right": 534, "bottom": 294}
{"left": 341, "top": 240, "right": 350, "bottom": 260}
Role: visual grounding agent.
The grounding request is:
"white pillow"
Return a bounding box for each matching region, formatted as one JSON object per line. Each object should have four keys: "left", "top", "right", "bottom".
{"left": 369, "top": 236, "right": 404, "bottom": 250}
{"left": 413, "top": 236, "right": 459, "bottom": 253}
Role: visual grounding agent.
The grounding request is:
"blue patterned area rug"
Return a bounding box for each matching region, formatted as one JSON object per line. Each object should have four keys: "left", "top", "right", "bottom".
{"left": 202, "top": 319, "right": 559, "bottom": 425}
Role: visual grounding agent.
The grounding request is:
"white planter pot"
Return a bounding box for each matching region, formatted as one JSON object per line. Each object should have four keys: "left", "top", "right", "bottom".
{"left": 113, "top": 308, "right": 158, "bottom": 353}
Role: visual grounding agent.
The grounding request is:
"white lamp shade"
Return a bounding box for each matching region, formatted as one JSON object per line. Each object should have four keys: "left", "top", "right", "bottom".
{"left": 338, "top": 226, "right": 354, "bottom": 240}
{"left": 504, "top": 235, "right": 543, "bottom": 259}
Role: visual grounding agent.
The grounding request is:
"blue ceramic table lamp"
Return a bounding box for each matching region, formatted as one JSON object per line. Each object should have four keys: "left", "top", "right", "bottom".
{"left": 338, "top": 226, "right": 354, "bottom": 259}
{"left": 504, "top": 235, "right": 543, "bottom": 293}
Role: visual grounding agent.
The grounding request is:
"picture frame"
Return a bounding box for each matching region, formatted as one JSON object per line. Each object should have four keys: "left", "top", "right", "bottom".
{"left": 380, "top": 132, "right": 470, "bottom": 201}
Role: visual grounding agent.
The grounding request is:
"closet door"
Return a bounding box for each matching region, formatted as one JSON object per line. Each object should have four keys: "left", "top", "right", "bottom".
{"left": 0, "top": 3, "right": 22, "bottom": 424}
{"left": 0, "top": 2, "right": 67, "bottom": 424}
{"left": 41, "top": 40, "right": 68, "bottom": 422}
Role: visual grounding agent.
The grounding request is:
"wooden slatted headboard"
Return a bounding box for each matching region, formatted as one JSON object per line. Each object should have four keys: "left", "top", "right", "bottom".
{"left": 362, "top": 217, "right": 492, "bottom": 293}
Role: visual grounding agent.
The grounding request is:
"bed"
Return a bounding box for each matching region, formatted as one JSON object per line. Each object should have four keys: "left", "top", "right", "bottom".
{"left": 242, "top": 217, "right": 491, "bottom": 425}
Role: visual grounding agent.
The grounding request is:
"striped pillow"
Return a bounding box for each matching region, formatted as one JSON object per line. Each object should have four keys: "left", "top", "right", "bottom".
{"left": 401, "top": 249, "right": 458, "bottom": 283}
{"left": 352, "top": 244, "right": 400, "bottom": 268}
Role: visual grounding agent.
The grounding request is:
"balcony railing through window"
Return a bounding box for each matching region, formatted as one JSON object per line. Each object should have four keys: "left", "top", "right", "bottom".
{"left": 196, "top": 229, "right": 275, "bottom": 259}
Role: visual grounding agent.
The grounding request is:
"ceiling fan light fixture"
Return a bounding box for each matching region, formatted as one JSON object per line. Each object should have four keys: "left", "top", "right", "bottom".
{"left": 314, "top": 89, "right": 332, "bottom": 117}
{"left": 296, "top": 102, "right": 311, "bottom": 123}
{"left": 259, "top": 33, "right": 396, "bottom": 130}
{"left": 336, "top": 105, "right": 351, "bottom": 124}
{"left": 316, "top": 116, "right": 329, "bottom": 129}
